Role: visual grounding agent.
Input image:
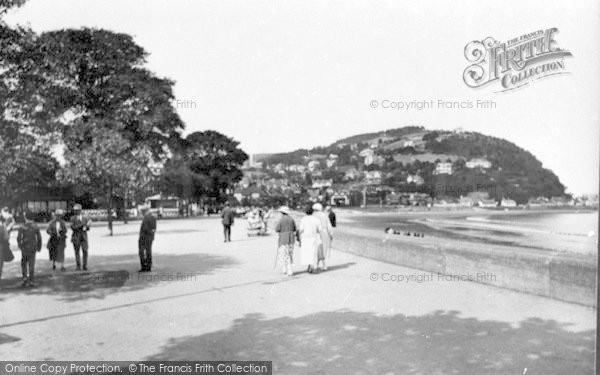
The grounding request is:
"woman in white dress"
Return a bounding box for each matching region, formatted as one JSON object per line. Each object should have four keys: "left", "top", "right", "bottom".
{"left": 299, "top": 206, "right": 322, "bottom": 273}
{"left": 312, "top": 203, "right": 333, "bottom": 271}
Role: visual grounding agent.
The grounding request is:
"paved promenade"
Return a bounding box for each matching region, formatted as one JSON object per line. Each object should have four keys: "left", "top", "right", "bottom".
{"left": 0, "top": 217, "right": 595, "bottom": 374}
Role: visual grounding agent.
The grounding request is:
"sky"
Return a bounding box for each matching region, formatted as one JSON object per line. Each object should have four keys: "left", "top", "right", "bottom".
{"left": 5, "top": 0, "right": 599, "bottom": 195}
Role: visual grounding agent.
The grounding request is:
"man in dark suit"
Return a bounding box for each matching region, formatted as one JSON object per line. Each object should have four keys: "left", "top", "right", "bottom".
{"left": 17, "top": 212, "right": 42, "bottom": 287}
{"left": 70, "top": 204, "right": 91, "bottom": 271}
{"left": 139, "top": 206, "right": 157, "bottom": 272}
{"left": 221, "top": 202, "right": 235, "bottom": 242}
{"left": 326, "top": 205, "right": 337, "bottom": 228}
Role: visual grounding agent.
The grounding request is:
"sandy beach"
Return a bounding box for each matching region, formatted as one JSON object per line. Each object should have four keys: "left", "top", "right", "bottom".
{"left": 335, "top": 208, "right": 598, "bottom": 255}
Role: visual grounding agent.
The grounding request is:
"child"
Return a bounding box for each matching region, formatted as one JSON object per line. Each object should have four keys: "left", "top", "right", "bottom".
{"left": 17, "top": 213, "right": 42, "bottom": 287}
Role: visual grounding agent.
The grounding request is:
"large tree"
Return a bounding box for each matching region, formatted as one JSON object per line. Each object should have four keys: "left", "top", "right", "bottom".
{"left": 57, "top": 126, "right": 155, "bottom": 234}
{"left": 2, "top": 27, "right": 184, "bottom": 234}
{"left": 0, "top": 6, "right": 61, "bottom": 205}
{"left": 160, "top": 131, "right": 247, "bottom": 204}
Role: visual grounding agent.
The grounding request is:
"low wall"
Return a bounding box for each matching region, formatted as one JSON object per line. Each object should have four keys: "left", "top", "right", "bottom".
{"left": 334, "top": 227, "right": 597, "bottom": 307}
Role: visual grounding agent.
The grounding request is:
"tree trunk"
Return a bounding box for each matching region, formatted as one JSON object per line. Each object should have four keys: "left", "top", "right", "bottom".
{"left": 107, "top": 185, "right": 113, "bottom": 236}
{"left": 123, "top": 192, "right": 129, "bottom": 224}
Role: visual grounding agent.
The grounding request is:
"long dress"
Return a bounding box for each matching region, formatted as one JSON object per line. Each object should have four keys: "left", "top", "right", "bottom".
{"left": 314, "top": 211, "right": 333, "bottom": 260}
{"left": 299, "top": 215, "right": 322, "bottom": 267}
{"left": 47, "top": 219, "right": 67, "bottom": 263}
{"left": 275, "top": 215, "right": 297, "bottom": 272}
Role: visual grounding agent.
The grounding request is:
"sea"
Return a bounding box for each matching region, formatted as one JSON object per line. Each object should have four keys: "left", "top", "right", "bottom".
{"left": 341, "top": 210, "right": 598, "bottom": 255}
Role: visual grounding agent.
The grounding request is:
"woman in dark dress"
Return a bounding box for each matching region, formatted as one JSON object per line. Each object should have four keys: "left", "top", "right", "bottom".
{"left": 47, "top": 209, "right": 67, "bottom": 271}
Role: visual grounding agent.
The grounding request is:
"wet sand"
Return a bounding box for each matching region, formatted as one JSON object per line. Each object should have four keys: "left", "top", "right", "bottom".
{"left": 336, "top": 208, "right": 598, "bottom": 255}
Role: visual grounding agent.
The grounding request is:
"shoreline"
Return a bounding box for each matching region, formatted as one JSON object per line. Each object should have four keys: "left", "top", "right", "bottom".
{"left": 333, "top": 207, "right": 597, "bottom": 255}
{"left": 335, "top": 206, "right": 598, "bottom": 218}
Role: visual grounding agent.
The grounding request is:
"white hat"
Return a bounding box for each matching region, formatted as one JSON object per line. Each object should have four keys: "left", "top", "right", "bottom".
{"left": 312, "top": 203, "right": 323, "bottom": 211}
{"left": 140, "top": 205, "right": 151, "bottom": 212}
{"left": 279, "top": 206, "right": 290, "bottom": 215}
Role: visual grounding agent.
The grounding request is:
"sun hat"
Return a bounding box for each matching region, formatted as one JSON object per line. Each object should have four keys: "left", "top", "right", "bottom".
{"left": 279, "top": 206, "right": 290, "bottom": 215}
{"left": 312, "top": 203, "right": 323, "bottom": 211}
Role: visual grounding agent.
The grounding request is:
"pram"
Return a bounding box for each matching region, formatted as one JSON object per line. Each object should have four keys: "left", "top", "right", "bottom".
{"left": 246, "top": 213, "right": 268, "bottom": 236}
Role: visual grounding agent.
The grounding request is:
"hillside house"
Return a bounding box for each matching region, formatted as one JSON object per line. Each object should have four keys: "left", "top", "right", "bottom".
{"left": 307, "top": 160, "right": 321, "bottom": 172}
{"left": 393, "top": 153, "right": 461, "bottom": 164}
{"left": 364, "top": 171, "right": 383, "bottom": 185}
{"left": 365, "top": 154, "right": 385, "bottom": 167}
{"left": 466, "top": 158, "right": 492, "bottom": 169}
{"left": 288, "top": 164, "right": 306, "bottom": 173}
{"left": 273, "top": 163, "right": 286, "bottom": 174}
{"left": 359, "top": 148, "right": 375, "bottom": 158}
{"left": 500, "top": 198, "right": 517, "bottom": 207}
{"left": 312, "top": 179, "right": 333, "bottom": 189}
{"left": 341, "top": 167, "right": 361, "bottom": 181}
{"left": 550, "top": 196, "right": 573, "bottom": 207}
{"left": 406, "top": 174, "right": 425, "bottom": 185}
{"left": 477, "top": 199, "right": 498, "bottom": 208}
{"left": 233, "top": 186, "right": 265, "bottom": 202}
{"left": 527, "top": 197, "right": 550, "bottom": 208}
{"left": 326, "top": 154, "right": 339, "bottom": 168}
{"left": 434, "top": 162, "right": 453, "bottom": 175}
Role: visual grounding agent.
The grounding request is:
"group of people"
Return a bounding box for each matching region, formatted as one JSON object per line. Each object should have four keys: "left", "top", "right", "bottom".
{"left": 220, "top": 203, "right": 276, "bottom": 240}
{"left": 0, "top": 199, "right": 338, "bottom": 286}
{"left": 0, "top": 203, "right": 158, "bottom": 288}
{"left": 219, "top": 201, "right": 337, "bottom": 277}
{"left": 0, "top": 204, "right": 91, "bottom": 287}
{"left": 274, "top": 203, "right": 336, "bottom": 277}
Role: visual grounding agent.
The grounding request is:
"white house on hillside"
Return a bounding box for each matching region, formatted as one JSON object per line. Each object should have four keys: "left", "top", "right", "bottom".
{"left": 364, "top": 171, "right": 383, "bottom": 185}
{"left": 406, "top": 174, "right": 424, "bottom": 185}
{"left": 312, "top": 179, "right": 333, "bottom": 189}
{"left": 434, "top": 162, "right": 453, "bottom": 175}
{"left": 359, "top": 148, "right": 375, "bottom": 158}
{"left": 500, "top": 198, "right": 517, "bottom": 207}
{"left": 307, "top": 160, "right": 321, "bottom": 172}
{"left": 466, "top": 158, "right": 492, "bottom": 169}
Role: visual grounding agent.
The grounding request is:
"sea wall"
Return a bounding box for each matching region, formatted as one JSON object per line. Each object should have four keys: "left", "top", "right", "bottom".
{"left": 333, "top": 226, "right": 597, "bottom": 307}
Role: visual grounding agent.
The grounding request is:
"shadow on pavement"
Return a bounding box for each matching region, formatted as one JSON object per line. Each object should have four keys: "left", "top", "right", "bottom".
{"left": 262, "top": 263, "right": 357, "bottom": 284}
{"left": 103, "top": 228, "right": 205, "bottom": 237}
{"left": 0, "top": 332, "right": 20, "bottom": 346}
{"left": 0, "top": 253, "right": 237, "bottom": 302}
{"left": 146, "top": 310, "right": 594, "bottom": 375}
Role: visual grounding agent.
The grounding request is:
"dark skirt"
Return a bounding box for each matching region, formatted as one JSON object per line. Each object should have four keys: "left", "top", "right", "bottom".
{"left": 48, "top": 237, "right": 66, "bottom": 263}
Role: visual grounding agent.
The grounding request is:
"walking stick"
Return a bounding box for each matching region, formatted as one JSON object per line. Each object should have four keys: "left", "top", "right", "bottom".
{"left": 273, "top": 243, "right": 279, "bottom": 270}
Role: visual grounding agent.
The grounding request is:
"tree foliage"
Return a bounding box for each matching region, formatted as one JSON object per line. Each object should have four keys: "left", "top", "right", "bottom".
{"left": 160, "top": 131, "right": 248, "bottom": 202}
{"left": 0, "top": 17, "right": 60, "bottom": 205}
{"left": 0, "top": 23, "right": 184, "bottom": 232}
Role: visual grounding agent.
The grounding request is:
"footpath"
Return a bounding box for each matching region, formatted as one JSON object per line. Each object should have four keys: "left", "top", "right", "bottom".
{"left": 0, "top": 217, "right": 595, "bottom": 374}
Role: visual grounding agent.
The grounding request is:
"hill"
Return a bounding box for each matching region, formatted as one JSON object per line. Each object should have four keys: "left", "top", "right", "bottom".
{"left": 255, "top": 127, "right": 566, "bottom": 204}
